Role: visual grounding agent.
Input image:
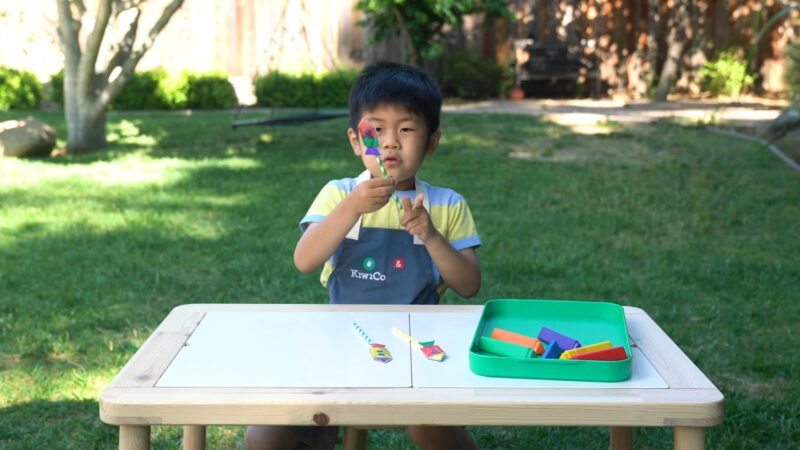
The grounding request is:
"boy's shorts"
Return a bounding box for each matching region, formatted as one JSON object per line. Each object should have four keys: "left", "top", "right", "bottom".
{"left": 290, "top": 425, "right": 339, "bottom": 450}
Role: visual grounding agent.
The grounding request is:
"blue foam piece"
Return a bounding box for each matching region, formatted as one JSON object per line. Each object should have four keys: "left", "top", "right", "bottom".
{"left": 543, "top": 340, "right": 565, "bottom": 359}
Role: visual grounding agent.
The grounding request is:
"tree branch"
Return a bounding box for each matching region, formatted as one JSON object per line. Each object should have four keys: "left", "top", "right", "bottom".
{"left": 72, "top": 0, "right": 87, "bottom": 17}
{"left": 103, "top": 7, "right": 141, "bottom": 82}
{"left": 101, "top": 0, "right": 185, "bottom": 106}
{"left": 56, "top": 0, "right": 82, "bottom": 72}
{"left": 77, "top": 0, "right": 113, "bottom": 100}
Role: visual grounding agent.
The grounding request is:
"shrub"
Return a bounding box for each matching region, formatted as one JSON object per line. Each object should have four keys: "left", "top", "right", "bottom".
{"left": 48, "top": 70, "right": 64, "bottom": 107}
{"left": 0, "top": 67, "right": 43, "bottom": 110}
{"left": 179, "top": 72, "right": 238, "bottom": 109}
{"left": 253, "top": 70, "right": 359, "bottom": 108}
{"left": 315, "top": 69, "right": 360, "bottom": 107}
{"left": 111, "top": 69, "right": 171, "bottom": 110}
{"left": 254, "top": 71, "right": 315, "bottom": 107}
{"left": 442, "top": 50, "right": 512, "bottom": 100}
{"left": 786, "top": 40, "right": 800, "bottom": 100}
{"left": 48, "top": 69, "right": 237, "bottom": 110}
{"left": 700, "top": 50, "right": 753, "bottom": 97}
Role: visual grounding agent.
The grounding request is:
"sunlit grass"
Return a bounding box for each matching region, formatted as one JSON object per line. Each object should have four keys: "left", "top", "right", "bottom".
{"left": 1, "top": 110, "right": 798, "bottom": 449}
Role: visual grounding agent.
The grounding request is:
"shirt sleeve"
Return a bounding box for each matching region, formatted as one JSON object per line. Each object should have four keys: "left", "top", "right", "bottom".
{"left": 443, "top": 197, "right": 481, "bottom": 251}
{"left": 299, "top": 181, "right": 347, "bottom": 232}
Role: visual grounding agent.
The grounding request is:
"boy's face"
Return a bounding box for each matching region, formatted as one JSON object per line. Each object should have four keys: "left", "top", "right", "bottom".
{"left": 348, "top": 103, "right": 440, "bottom": 191}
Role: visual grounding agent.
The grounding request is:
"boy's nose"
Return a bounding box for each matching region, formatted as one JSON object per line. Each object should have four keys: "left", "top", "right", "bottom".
{"left": 381, "top": 131, "right": 399, "bottom": 149}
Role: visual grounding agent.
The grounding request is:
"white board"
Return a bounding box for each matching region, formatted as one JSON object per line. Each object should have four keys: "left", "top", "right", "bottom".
{"left": 409, "top": 312, "right": 668, "bottom": 389}
{"left": 157, "top": 311, "right": 413, "bottom": 388}
{"left": 156, "top": 310, "right": 667, "bottom": 389}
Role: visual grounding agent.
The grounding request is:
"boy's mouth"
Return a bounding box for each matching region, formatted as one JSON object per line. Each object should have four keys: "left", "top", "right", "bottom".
{"left": 382, "top": 157, "right": 400, "bottom": 166}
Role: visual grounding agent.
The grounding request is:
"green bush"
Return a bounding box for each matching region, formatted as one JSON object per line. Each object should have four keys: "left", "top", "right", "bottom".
{"left": 178, "top": 72, "right": 238, "bottom": 109}
{"left": 48, "top": 70, "right": 64, "bottom": 107}
{"left": 442, "top": 50, "right": 511, "bottom": 100}
{"left": 253, "top": 70, "right": 359, "bottom": 108}
{"left": 700, "top": 50, "right": 753, "bottom": 97}
{"left": 48, "top": 69, "right": 238, "bottom": 110}
{"left": 0, "top": 67, "right": 43, "bottom": 110}
{"left": 111, "top": 69, "right": 171, "bottom": 110}
{"left": 315, "top": 69, "right": 359, "bottom": 107}
{"left": 785, "top": 40, "right": 800, "bottom": 100}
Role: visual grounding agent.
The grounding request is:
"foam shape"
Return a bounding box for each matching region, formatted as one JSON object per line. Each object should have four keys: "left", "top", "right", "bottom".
{"left": 422, "top": 345, "right": 445, "bottom": 361}
{"left": 477, "top": 336, "right": 533, "bottom": 358}
{"left": 370, "top": 346, "right": 393, "bottom": 363}
{"left": 542, "top": 340, "right": 565, "bottom": 359}
{"left": 537, "top": 327, "right": 581, "bottom": 350}
{"left": 358, "top": 119, "right": 377, "bottom": 138}
{"left": 571, "top": 346, "right": 628, "bottom": 361}
{"left": 490, "top": 327, "right": 545, "bottom": 355}
{"left": 560, "top": 341, "right": 613, "bottom": 360}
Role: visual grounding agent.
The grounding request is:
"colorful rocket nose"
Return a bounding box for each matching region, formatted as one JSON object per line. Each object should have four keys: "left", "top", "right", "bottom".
{"left": 358, "top": 120, "right": 376, "bottom": 138}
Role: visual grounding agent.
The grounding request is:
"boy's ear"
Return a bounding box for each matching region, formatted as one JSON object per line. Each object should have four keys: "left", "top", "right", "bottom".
{"left": 347, "top": 128, "right": 363, "bottom": 156}
{"left": 425, "top": 129, "right": 441, "bottom": 156}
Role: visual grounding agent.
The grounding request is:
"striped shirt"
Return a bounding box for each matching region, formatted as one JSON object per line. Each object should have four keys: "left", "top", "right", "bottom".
{"left": 300, "top": 175, "right": 481, "bottom": 292}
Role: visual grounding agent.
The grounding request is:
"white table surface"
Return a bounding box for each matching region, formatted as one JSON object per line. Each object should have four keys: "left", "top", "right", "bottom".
{"left": 157, "top": 311, "right": 666, "bottom": 389}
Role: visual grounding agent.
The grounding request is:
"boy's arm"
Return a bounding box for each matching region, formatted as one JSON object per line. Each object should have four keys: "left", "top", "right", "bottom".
{"left": 400, "top": 195, "right": 481, "bottom": 298}
{"left": 294, "top": 177, "right": 396, "bottom": 273}
{"left": 424, "top": 238, "right": 481, "bottom": 298}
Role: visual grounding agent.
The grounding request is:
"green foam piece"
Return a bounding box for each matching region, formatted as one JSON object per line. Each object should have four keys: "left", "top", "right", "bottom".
{"left": 478, "top": 336, "right": 534, "bottom": 358}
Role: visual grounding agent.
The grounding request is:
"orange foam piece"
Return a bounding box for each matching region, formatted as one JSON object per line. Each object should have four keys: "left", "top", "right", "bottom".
{"left": 490, "top": 327, "right": 544, "bottom": 355}
{"left": 571, "top": 346, "right": 628, "bottom": 361}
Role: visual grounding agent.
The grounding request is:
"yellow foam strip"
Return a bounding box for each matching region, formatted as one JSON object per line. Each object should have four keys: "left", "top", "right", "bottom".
{"left": 560, "top": 341, "right": 613, "bottom": 360}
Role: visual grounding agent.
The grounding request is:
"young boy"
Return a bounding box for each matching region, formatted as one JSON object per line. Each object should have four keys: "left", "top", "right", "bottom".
{"left": 245, "top": 62, "right": 481, "bottom": 450}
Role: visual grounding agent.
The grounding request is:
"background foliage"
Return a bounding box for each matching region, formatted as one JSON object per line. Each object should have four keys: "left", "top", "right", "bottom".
{"left": 0, "top": 67, "right": 43, "bottom": 111}
{"left": 701, "top": 50, "right": 754, "bottom": 97}
{"left": 442, "top": 50, "right": 513, "bottom": 100}
{"left": 253, "top": 70, "right": 360, "bottom": 108}
{"left": 48, "top": 69, "right": 237, "bottom": 110}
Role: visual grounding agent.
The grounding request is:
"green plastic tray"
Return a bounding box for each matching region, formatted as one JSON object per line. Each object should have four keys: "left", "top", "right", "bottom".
{"left": 469, "top": 299, "right": 632, "bottom": 382}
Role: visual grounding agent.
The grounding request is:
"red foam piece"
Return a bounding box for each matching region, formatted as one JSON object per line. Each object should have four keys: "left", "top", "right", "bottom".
{"left": 570, "top": 346, "right": 628, "bottom": 361}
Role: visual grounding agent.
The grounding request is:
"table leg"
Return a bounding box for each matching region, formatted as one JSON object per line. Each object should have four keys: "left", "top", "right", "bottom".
{"left": 609, "top": 426, "right": 632, "bottom": 450}
{"left": 674, "top": 427, "right": 705, "bottom": 450}
{"left": 119, "top": 425, "right": 150, "bottom": 450}
{"left": 183, "top": 425, "right": 206, "bottom": 450}
{"left": 343, "top": 426, "right": 368, "bottom": 450}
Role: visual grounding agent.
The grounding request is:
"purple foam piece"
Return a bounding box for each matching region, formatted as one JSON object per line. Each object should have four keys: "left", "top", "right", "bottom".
{"left": 537, "top": 327, "right": 581, "bottom": 350}
{"left": 365, "top": 147, "right": 380, "bottom": 156}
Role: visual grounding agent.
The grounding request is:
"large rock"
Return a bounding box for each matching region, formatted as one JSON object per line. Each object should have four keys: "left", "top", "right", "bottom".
{"left": 0, "top": 117, "right": 56, "bottom": 157}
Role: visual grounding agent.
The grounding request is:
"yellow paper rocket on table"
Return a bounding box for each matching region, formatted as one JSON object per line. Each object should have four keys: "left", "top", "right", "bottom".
{"left": 392, "top": 327, "right": 446, "bottom": 362}
{"left": 353, "top": 322, "right": 392, "bottom": 363}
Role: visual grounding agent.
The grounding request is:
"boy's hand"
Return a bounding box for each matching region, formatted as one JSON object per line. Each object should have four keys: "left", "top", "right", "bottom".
{"left": 401, "top": 193, "right": 438, "bottom": 242}
{"left": 347, "top": 177, "right": 397, "bottom": 215}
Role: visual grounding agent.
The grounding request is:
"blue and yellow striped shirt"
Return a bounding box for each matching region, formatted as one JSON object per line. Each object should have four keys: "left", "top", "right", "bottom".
{"left": 300, "top": 175, "right": 481, "bottom": 292}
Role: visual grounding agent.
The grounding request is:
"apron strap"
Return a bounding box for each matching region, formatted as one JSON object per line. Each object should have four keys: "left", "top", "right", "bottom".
{"left": 345, "top": 170, "right": 428, "bottom": 245}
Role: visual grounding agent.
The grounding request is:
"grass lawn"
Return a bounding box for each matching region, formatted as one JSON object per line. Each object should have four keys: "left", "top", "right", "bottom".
{"left": 1, "top": 109, "right": 798, "bottom": 449}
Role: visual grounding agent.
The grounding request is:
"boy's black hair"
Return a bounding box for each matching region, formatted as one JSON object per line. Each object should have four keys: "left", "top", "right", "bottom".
{"left": 348, "top": 62, "right": 442, "bottom": 137}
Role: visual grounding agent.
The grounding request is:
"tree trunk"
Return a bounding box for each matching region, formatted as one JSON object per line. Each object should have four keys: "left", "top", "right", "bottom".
{"left": 55, "top": 0, "right": 185, "bottom": 154}
{"left": 654, "top": 1, "right": 690, "bottom": 102}
{"left": 65, "top": 105, "right": 107, "bottom": 154}
{"left": 63, "top": 67, "right": 106, "bottom": 153}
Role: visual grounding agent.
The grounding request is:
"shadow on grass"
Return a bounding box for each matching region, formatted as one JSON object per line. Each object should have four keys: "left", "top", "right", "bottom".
{"left": 0, "top": 399, "right": 117, "bottom": 449}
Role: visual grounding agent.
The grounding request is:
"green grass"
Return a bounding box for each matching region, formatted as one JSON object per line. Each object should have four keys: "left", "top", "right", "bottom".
{"left": 1, "top": 110, "right": 798, "bottom": 449}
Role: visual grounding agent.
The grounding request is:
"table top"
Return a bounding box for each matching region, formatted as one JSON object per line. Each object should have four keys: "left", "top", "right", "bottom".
{"left": 99, "top": 304, "right": 724, "bottom": 428}
{"left": 155, "top": 310, "right": 666, "bottom": 389}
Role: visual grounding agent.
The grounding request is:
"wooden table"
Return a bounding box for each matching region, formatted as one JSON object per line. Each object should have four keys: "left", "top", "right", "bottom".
{"left": 99, "top": 304, "right": 724, "bottom": 450}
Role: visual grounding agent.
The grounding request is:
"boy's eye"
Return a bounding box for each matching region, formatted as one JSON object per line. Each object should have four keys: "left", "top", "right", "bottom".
{"left": 375, "top": 127, "right": 382, "bottom": 133}
{"left": 401, "top": 128, "right": 415, "bottom": 133}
